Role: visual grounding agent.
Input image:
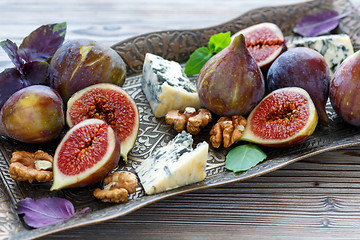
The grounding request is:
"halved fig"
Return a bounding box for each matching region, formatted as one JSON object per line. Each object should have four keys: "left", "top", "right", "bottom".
{"left": 51, "top": 119, "right": 120, "bottom": 190}
{"left": 241, "top": 87, "right": 318, "bottom": 147}
{"left": 66, "top": 83, "right": 139, "bottom": 162}
{"left": 231, "top": 22, "right": 286, "bottom": 70}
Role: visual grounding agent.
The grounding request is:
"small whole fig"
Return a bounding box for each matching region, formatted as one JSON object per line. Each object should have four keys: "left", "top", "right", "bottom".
{"left": 330, "top": 50, "right": 360, "bottom": 126}
{"left": 0, "top": 85, "right": 65, "bottom": 143}
{"left": 49, "top": 39, "right": 126, "bottom": 102}
{"left": 267, "top": 47, "right": 331, "bottom": 124}
{"left": 197, "top": 34, "right": 265, "bottom": 116}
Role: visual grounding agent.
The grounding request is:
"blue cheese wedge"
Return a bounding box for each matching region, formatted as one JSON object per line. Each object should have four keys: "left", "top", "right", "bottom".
{"left": 135, "top": 131, "right": 208, "bottom": 195}
{"left": 141, "top": 53, "right": 202, "bottom": 118}
{"left": 286, "top": 34, "right": 354, "bottom": 76}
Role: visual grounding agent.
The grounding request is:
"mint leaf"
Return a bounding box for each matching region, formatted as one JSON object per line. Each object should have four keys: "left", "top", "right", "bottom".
{"left": 184, "top": 47, "right": 213, "bottom": 76}
{"left": 184, "top": 32, "right": 231, "bottom": 76}
{"left": 225, "top": 144, "right": 267, "bottom": 173}
{"left": 208, "top": 31, "right": 231, "bottom": 53}
{"left": 17, "top": 197, "right": 89, "bottom": 228}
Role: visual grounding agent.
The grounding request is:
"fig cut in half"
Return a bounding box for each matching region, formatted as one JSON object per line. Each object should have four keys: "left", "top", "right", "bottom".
{"left": 66, "top": 83, "right": 139, "bottom": 162}
{"left": 241, "top": 87, "right": 318, "bottom": 147}
{"left": 51, "top": 118, "right": 120, "bottom": 190}
{"left": 231, "top": 22, "right": 286, "bottom": 70}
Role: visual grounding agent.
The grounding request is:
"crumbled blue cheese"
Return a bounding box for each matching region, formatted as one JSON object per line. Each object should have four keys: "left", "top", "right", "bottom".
{"left": 286, "top": 34, "right": 354, "bottom": 76}
{"left": 135, "top": 131, "right": 208, "bottom": 195}
{"left": 141, "top": 53, "right": 202, "bottom": 118}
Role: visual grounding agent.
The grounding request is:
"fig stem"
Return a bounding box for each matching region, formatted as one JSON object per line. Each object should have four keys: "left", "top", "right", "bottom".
{"left": 232, "top": 34, "right": 246, "bottom": 49}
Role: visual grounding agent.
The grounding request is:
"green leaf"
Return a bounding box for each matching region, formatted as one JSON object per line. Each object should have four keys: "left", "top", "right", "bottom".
{"left": 225, "top": 144, "right": 267, "bottom": 173}
{"left": 208, "top": 31, "right": 231, "bottom": 53}
{"left": 184, "top": 47, "right": 213, "bottom": 76}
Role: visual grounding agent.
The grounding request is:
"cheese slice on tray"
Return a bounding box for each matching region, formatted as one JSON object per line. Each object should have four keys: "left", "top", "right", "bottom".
{"left": 141, "top": 53, "right": 202, "bottom": 118}
{"left": 135, "top": 131, "right": 208, "bottom": 195}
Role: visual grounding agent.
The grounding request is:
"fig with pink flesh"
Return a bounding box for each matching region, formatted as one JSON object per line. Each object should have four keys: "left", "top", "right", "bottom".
{"left": 197, "top": 34, "right": 265, "bottom": 116}
{"left": 231, "top": 22, "right": 286, "bottom": 70}
{"left": 266, "top": 47, "right": 331, "bottom": 125}
{"left": 0, "top": 85, "right": 64, "bottom": 143}
{"left": 241, "top": 87, "right": 318, "bottom": 147}
{"left": 51, "top": 118, "right": 120, "bottom": 190}
{"left": 330, "top": 50, "right": 360, "bottom": 126}
{"left": 49, "top": 39, "right": 126, "bottom": 102}
{"left": 66, "top": 83, "right": 139, "bottom": 162}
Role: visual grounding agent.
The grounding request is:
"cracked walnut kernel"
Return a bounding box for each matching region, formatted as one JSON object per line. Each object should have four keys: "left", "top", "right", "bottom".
{"left": 210, "top": 115, "right": 247, "bottom": 148}
{"left": 165, "top": 107, "right": 212, "bottom": 135}
{"left": 9, "top": 150, "right": 53, "bottom": 183}
{"left": 93, "top": 171, "right": 138, "bottom": 203}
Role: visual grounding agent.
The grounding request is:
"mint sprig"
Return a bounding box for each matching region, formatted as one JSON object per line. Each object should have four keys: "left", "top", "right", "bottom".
{"left": 184, "top": 32, "right": 231, "bottom": 76}
{"left": 225, "top": 144, "right": 267, "bottom": 173}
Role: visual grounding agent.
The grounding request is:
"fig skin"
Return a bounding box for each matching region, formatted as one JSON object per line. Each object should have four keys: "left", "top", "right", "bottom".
{"left": 241, "top": 87, "right": 318, "bottom": 147}
{"left": 231, "top": 22, "right": 286, "bottom": 70}
{"left": 51, "top": 119, "right": 121, "bottom": 190}
{"left": 197, "top": 34, "right": 265, "bottom": 117}
{"left": 267, "top": 47, "right": 331, "bottom": 125}
{"left": 49, "top": 39, "right": 126, "bottom": 102}
{"left": 0, "top": 85, "right": 65, "bottom": 143}
{"left": 66, "top": 83, "right": 139, "bottom": 162}
{"left": 330, "top": 50, "right": 360, "bottom": 126}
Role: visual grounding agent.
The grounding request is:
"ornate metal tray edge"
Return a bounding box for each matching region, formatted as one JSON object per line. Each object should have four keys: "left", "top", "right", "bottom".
{"left": 2, "top": 0, "right": 360, "bottom": 239}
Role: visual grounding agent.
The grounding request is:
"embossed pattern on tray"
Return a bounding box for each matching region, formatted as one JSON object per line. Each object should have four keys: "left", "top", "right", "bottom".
{"left": 1, "top": 0, "right": 360, "bottom": 239}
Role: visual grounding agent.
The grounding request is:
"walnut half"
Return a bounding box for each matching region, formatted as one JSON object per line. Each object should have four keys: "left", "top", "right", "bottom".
{"left": 165, "top": 107, "right": 212, "bottom": 135}
{"left": 210, "top": 115, "right": 247, "bottom": 148}
{"left": 93, "top": 171, "right": 138, "bottom": 203}
{"left": 9, "top": 150, "right": 53, "bottom": 183}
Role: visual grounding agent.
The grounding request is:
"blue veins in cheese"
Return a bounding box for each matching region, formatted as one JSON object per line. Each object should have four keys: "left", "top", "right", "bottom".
{"left": 286, "top": 34, "right": 354, "bottom": 76}
{"left": 141, "top": 53, "right": 202, "bottom": 118}
{"left": 135, "top": 131, "right": 208, "bottom": 195}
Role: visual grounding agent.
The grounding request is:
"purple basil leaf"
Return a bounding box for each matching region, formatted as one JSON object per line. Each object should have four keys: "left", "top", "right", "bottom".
{"left": 23, "top": 61, "right": 50, "bottom": 85}
{"left": 0, "top": 40, "right": 24, "bottom": 74}
{"left": 18, "top": 22, "right": 67, "bottom": 62}
{"left": 294, "top": 8, "right": 340, "bottom": 37}
{"left": 0, "top": 68, "right": 27, "bottom": 109}
{"left": 17, "top": 197, "right": 89, "bottom": 228}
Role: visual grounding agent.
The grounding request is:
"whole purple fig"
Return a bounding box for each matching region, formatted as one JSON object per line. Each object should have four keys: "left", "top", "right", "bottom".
{"left": 196, "top": 34, "right": 265, "bottom": 116}
{"left": 49, "top": 39, "right": 126, "bottom": 102}
{"left": 0, "top": 85, "right": 65, "bottom": 143}
{"left": 330, "top": 50, "right": 360, "bottom": 126}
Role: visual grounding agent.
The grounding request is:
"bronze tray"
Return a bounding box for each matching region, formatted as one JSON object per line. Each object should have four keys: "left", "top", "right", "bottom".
{"left": 1, "top": 0, "right": 360, "bottom": 238}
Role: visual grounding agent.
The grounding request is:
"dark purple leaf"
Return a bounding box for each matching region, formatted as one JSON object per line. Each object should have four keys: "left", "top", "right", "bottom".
{"left": 0, "top": 68, "right": 27, "bottom": 109}
{"left": 294, "top": 6, "right": 360, "bottom": 37}
{"left": 23, "top": 61, "right": 49, "bottom": 85}
{"left": 0, "top": 40, "right": 24, "bottom": 74}
{"left": 17, "top": 197, "right": 89, "bottom": 228}
{"left": 18, "top": 22, "right": 66, "bottom": 62}
{"left": 294, "top": 8, "right": 340, "bottom": 37}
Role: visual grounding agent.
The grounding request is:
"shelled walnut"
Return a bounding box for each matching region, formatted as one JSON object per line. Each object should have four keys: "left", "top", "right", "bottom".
{"left": 165, "top": 107, "right": 212, "bottom": 135}
{"left": 9, "top": 150, "right": 53, "bottom": 183}
{"left": 210, "top": 115, "right": 247, "bottom": 148}
{"left": 93, "top": 171, "right": 138, "bottom": 203}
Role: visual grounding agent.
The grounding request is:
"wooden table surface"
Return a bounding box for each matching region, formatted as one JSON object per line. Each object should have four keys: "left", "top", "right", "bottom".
{"left": 1, "top": 0, "right": 360, "bottom": 239}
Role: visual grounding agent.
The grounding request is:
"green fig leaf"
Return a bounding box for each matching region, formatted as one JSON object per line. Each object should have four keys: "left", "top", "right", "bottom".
{"left": 225, "top": 144, "right": 267, "bottom": 173}
{"left": 184, "top": 47, "right": 213, "bottom": 76}
{"left": 208, "top": 31, "right": 231, "bottom": 53}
